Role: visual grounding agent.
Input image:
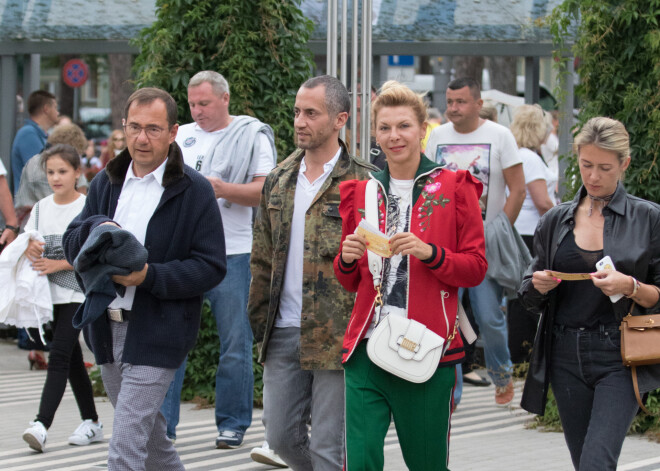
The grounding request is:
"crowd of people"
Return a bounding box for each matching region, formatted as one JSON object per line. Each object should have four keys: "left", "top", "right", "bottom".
{"left": 0, "top": 71, "right": 658, "bottom": 471}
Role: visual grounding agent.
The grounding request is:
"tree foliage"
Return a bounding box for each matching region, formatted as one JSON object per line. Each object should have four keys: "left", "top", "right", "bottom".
{"left": 131, "top": 0, "right": 314, "bottom": 160}
{"left": 550, "top": 0, "right": 660, "bottom": 201}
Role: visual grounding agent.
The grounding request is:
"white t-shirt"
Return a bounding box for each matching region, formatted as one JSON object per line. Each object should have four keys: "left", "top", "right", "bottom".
{"left": 541, "top": 132, "right": 559, "bottom": 203}
{"left": 276, "top": 148, "right": 342, "bottom": 328}
{"left": 514, "top": 147, "right": 557, "bottom": 236}
{"left": 425, "top": 120, "right": 521, "bottom": 224}
{"left": 176, "top": 121, "right": 275, "bottom": 255}
{"left": 0, "top": 159, "right": 6, "bottom": 176}
{"left": 24, "top": 193, "right": 86, "bottom": 304}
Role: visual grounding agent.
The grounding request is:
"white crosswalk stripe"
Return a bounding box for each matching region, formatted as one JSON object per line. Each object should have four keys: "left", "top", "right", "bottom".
{"left": 2, "top": 368, "right": 658, "bottom": 470}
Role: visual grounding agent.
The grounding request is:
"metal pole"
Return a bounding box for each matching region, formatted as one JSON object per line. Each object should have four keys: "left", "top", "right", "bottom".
{"left": 360, "top": 0, "right": 372, "bottom": 157}
{"left": 331, "top": 0, "right": 338, "bottom": 76}
{"left": 558, "top": 58, "right": 575, "bottom": 201}
{"left": 0, "top": 55, "right": 18, "bottom": 193}
{"left": 365, "top": 0, "right": 372, "bottom": 148}
{"left": 327, "top": 0, "right": 338, "bottom": 76}
{"left": 340, "top": 0, "right": 348, "bottom": 141}
{"left": 326, "top": 0, "right": 332, "bottom": 73}
{"left": 350, "top": 0, "right": 359, "bottom": 157}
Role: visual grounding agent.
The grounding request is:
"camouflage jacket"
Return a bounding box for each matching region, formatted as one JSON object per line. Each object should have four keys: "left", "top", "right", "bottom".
{"left": 249, "top": 141, "right": 375, "bottom": 370}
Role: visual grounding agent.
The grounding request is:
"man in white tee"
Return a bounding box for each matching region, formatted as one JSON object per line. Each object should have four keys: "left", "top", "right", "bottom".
{"left": 426, "top": 77, "right": 526, "bottom": 407}
{"left": 163, "top": 71, "right": 276, "bottom": 449}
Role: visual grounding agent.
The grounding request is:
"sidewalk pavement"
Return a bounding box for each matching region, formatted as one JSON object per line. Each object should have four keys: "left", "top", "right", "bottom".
{"left": 1, "top": 336, "right": 659, "bottom": 470}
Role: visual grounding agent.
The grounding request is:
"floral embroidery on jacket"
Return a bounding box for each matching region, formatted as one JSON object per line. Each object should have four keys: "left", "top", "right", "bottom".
{"left": 416, "top": 169, "right": 451, "bottom": 232}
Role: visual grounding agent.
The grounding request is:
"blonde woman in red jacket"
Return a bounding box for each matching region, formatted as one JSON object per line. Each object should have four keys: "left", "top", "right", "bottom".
{"left": 334, "top": 81, "right": 487, "bottom": 471}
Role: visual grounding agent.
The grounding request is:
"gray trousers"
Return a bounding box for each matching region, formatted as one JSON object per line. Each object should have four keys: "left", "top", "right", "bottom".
{"left": 102, "top": 322, "right": 183, "bottom": 471}
{"left": 263, "top": 327, "right": 345, "bottom": 471}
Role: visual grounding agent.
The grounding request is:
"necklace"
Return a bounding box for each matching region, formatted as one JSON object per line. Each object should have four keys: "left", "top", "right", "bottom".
{"left": 586, "top": 192, "right": 615, "bottom": 217}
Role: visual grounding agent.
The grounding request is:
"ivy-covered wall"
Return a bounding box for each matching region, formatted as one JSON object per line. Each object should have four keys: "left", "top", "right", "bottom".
{"left": 550, "top": 0, "right": 660, "bottom": 202}
{"left": 131, "top": 0, "right": 315, "bottom": 161}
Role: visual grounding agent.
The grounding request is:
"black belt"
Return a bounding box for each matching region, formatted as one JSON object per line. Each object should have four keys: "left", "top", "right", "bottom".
{"left": 107, "top": 308, "right": 132, "bottom": 322}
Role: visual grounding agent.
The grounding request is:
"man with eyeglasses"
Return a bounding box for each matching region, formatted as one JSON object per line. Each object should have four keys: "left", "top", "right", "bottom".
{"left": 161, "top": 71, "right": 276, "bottom": 450}
{"left": 63, "top": 87, "right": 227, "bottom": 471}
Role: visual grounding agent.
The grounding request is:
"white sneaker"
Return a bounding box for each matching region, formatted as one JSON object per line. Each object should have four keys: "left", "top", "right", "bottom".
{"left": 250, "top": 442, "right": 288, "bottom": 468}
{"left": 68, "top": 419, "right": 104, "bottom": 446}
{"left": 23, "top": 421, "right": 47, "bottom": 452}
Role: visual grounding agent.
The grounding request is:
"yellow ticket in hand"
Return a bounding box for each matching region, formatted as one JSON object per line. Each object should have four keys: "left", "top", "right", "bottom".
{"left": 356, "top": 220, "right": 392, "bottom": 258}
{"left": 545, "top": 270, "right": 592, "bottom": 281}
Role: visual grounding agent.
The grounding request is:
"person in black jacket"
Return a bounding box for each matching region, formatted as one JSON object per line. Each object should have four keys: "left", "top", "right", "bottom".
{"left": 519, "top": 117, "right": 660, "bottom": 471}
{"left": 63, "top": 87, "right": 226, "bottom": 471}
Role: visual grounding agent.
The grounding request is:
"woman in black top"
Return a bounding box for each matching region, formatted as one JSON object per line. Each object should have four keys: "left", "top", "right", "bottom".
{"left": 519, "top": 117, "right": 660, "bottom": 471}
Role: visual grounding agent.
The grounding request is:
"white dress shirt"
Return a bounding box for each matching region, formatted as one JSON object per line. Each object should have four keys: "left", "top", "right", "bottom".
{"left": 108, "top": 159, "right": 167, "bottom": 310}
{"left": 276, "top": 148, "right": 342, "bottom": 328}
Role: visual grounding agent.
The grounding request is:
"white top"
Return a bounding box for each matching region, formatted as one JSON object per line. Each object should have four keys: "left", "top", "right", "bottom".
{"left": 108, "top": 159, "right": 167, "bottom": 310}
{"left": 540, "top": 132, "right": 559, "bottom": 203}
{"left": 24, "top": 193, "right": 86, "bottom": 304}
{"left": 176, "top": 122, "right": 275, "bottom": 255}
{"left": 425, "top": 120, "right": 521, "bottom": 224}
{"left": 0, "top": 159, "right": 6, "bottom": 176}
{"left": 276, "top": 148, "right": 342, "bottom": 328}
{"left": 514, "top": 147, "right": 557, "bottom": 236}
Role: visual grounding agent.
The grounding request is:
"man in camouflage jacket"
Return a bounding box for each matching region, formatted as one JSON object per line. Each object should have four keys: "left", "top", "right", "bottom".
{"left": 249, "top": 76, "right": 375, "bottom": 471}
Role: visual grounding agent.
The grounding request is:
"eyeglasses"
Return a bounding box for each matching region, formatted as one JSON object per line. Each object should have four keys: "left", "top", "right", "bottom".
{"left": 112, "top": 137, "right": 125, "bottom": 142}
{"left": 123, "top": 123, "right": 167, "bottom": 139}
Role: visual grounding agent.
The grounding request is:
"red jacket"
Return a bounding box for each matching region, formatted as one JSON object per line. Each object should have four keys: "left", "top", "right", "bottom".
{"left": 333, "top": 156, "right": 487, "bottom": 366}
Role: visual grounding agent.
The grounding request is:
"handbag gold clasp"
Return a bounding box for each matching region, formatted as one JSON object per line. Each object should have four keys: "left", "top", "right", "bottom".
{"left": 374, "top": 284, "right": 383, "bottom": 307}
{"left": 397, "top": 336, "right": 419, "bottom": 353}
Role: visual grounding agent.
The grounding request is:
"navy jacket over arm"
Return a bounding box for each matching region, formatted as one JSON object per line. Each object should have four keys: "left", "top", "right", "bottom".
{"left": 63, "top": 143, "right": 227, "bottom": 368}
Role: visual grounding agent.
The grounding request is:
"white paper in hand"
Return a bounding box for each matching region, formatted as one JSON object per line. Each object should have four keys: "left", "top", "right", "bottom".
{"left": 355, "top": 219, "right": 391, "bottom": 258}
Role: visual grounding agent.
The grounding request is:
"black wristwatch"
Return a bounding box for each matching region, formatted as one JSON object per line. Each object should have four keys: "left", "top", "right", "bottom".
{"left": 4, "top": 224, "right": 19, "bottom": 234}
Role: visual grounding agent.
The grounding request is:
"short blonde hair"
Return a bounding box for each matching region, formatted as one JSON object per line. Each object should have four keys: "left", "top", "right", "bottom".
{"left": 372, "top": 80, "right": 427, "bottom": 131}
{"left": 47, "top": 123, "right": 87, "bottom": 154}
{"left": 574, "top": 117, "right": 630, "bottom": 164}
{"left": 510, "top": 104, "right": 548, "bottom": 151}
{"left": 479, "top": 104, "right": 498, "bottom": 122}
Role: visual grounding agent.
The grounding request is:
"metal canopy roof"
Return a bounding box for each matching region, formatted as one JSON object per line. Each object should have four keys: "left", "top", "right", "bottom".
{"left": 0, "top": 0, "right": 567, "bottom": 55}
{"left": 0, "top": 0, "right": 154, "bottom": 54}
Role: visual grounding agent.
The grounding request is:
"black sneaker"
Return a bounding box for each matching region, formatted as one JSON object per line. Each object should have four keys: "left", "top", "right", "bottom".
{"left": 215, "top": 430, "right": 243, "bottom": 449}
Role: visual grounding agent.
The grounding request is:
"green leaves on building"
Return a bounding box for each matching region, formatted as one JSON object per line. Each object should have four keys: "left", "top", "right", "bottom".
{"left": 132, "top": 0, "right": 315, "bottom": 160}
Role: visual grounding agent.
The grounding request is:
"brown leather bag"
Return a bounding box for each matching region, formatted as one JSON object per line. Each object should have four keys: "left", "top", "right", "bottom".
{"left": 620, "top": 304, "right": 660, "bottom": 414}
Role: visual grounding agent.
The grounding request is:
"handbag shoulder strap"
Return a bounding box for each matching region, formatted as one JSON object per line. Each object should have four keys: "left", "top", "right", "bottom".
{"left": 365, "top": 179, "right": 382, "bottom": 288}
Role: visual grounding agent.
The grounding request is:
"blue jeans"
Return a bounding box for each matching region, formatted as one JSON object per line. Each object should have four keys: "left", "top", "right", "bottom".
{"left": 160, "top": 357, "right": 187, "bottom": 439}
{"left": 160, "top": 253, "right": 254, "bottom": 438}
{"left": 550, "top": 324, "right": 639, "bottom": 471}
{"left": 467, "top": 277, "right": 512, "bottom": 387}
{"left": 209, "top": 253, "right": 253, "bottom": 434}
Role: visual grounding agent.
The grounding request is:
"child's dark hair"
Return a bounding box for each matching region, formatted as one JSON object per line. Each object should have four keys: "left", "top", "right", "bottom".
{"left": 41, "top": 143, "right": 82, "bottom": 172}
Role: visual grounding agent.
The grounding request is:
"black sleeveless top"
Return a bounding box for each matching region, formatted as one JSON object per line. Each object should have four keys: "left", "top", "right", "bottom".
{"left": 553, "top": 230, "right": 616, "bottom": 328}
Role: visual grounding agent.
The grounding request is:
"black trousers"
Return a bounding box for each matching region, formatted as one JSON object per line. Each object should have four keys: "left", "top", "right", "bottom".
{"left": 36, "top": 302, "right": 98, "bottom": 429}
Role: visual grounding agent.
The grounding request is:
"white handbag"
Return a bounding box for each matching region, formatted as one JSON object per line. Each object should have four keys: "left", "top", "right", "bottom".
{"left": 362, "top": 179, "right": 453, "bottom": 383}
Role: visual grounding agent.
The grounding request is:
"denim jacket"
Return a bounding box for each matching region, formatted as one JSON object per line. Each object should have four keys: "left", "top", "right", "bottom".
{"left": 518, "top": 184, "right": 660, "bottom": 415}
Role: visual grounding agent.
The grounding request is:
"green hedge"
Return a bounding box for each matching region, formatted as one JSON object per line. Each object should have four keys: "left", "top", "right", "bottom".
{"left": 182, "top": 300, "right": 264, "bottom": 407}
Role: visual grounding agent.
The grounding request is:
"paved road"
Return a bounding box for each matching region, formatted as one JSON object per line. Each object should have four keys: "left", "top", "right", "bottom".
{"left": 1, "top": 337, "right": 659, "bottom": 470}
